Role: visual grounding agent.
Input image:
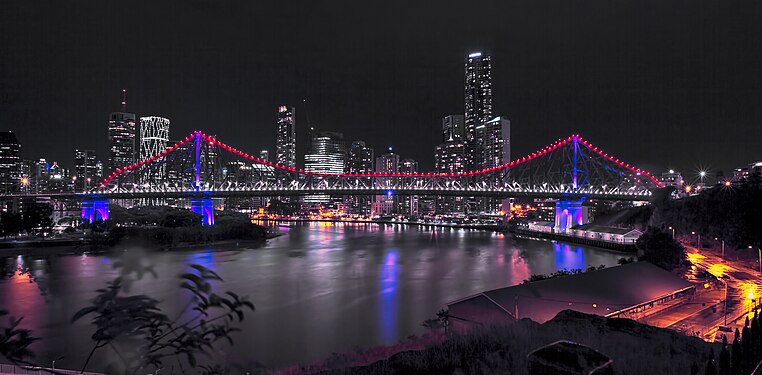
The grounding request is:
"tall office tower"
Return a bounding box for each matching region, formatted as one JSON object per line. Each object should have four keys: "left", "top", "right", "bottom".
{"left": 276, "top": 106, "right": 296, "bottom": 168}
{"left": 344, "top": 141, "right": 374, "bottom": 215}
{"left": 259, "top": 150, "right": 269, "bottom": 163}
{"left": 139, "top": 116, "right": 170, "bottom": 183}
{"left": 46, "top": 162, "right": 68, "bottom": 193}
{"left": 108, "top": 90, "right": 137, "bottom": 177}
{"left": 0, "top": 131, "right": 22, "bottom": 194}
{"left": 434, "top": 139, "right": 467, "bottom": 214}
{"left": 74, "top": 149, "right": 98, "bottom": 191}
{"left": 442, "top": 114, "right": 465, "bottom": 142}
{"left": 95, "top": 160, "right": 104, "bottom": 180}
{"left": 304, "top": 131, "right": 345, "bottom": 174}
{"left": 304, "top": 130, "right": 345, "bottom": 204}
{"left": 372, "top": 148, "right": 400, "bottom": 216}
{"left": 475, "top": 116, "right": 511, "bottom": 167}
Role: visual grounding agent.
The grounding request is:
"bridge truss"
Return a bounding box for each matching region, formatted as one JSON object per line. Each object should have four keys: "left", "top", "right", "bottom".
{"left": 78, "top": 131, "right": 660, "bottom": 201}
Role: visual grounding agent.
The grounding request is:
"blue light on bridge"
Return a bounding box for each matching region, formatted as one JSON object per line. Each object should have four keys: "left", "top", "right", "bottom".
{"left": 386, "top": 189, "right": 394, "bottom": 197}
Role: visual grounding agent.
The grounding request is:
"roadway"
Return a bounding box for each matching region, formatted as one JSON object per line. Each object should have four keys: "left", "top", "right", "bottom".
{"left": 642, "top": 245, "right": 762, "bottom": 342}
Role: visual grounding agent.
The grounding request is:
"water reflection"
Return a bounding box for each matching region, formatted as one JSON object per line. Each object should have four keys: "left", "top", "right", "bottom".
{"left": 379, "top": 249, "right": 399, "bottom": 344}
{"left": 553, "top": 242, "right": 585, "bottom": 271}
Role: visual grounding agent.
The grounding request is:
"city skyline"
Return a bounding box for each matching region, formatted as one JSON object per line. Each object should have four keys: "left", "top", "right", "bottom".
{"left": 2, "top": 1, "right": 761, "bottom": 177}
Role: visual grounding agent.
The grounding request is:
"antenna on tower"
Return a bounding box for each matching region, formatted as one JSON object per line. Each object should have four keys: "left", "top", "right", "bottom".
{"left": 121, "top": 89, "right": 127, "bottom": 112}
{"left": 302, "top": 98, "right": 311, "bottom": 127}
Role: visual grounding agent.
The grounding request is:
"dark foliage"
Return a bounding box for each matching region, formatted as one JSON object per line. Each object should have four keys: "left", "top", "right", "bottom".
{"left": 72, "top": 259, "right": 254, "bottom": 374}
{"left": 636, "top": 226, "right": 687, "bottom": 270}
{"left": 654, "top": 176, "right": 762, "bottom": 250}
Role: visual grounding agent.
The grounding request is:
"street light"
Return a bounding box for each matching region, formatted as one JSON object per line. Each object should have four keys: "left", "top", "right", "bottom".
{"left": 715, "top": 237, "right": 725, "bottom": 259}
{"left": 692, "top": 231, "right": 701, "bottom": 248}
{"left": 752, "top": 246, "right": 762, "bottom": 274}
{"left": 668, "top": 226, "right": 675, "bottom": 238}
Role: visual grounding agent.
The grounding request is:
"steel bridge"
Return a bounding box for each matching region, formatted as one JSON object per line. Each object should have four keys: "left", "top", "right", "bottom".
{"left": 1, "top": 131, "right": 662, "bottom": 225}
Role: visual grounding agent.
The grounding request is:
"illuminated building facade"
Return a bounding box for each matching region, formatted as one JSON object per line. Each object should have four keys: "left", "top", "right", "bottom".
{"left": 0, "top": 131, "right": 22, "bottom": 194}
{"left": 434, "top": 139, "right": 466, "bottom": 214}
{"left": 139, "top": 116, "right": 170, "bottom": 183}
{"left": 442, "top": 114, "right": 465, "bottom": 142}
{"left": 372, "top": 149, "right": 400, "bottom": 215}
{"left": 276, "top": 106, "right": 296, "bottom": 168}
{"left": 304, "top": 130, "right": 345, "bottom": 204}
{"left": 399, "top": 158, "right": 419, "bottom": 216}
{"left": 475, "top": 116, "right": 511, "bottom": 168}
{"left": 344, "top": 141, "right": 374, "bottom": 214}
{"left": 108, "top": 91, "right": 136, "bottom": 177}
{"left": 74, "top": 149, "right": 98, "bottom": 191}
{"left": 464, "top": 52, "right": 492, "bottom": 145}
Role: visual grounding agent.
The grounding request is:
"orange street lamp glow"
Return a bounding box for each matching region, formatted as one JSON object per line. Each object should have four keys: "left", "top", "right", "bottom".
{"left": 20, "top": 177, "right": 29, "bottom": 186}
{"left": 725, "top": 181, "right": 732, "bottom": 187}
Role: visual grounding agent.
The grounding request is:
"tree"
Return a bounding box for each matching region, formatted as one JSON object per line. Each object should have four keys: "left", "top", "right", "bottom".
{"left": 636, "top": 226, "right": 687, "bottom": 270}
{"left": 0, "top": 309, "right": 38, "bottom": 368}
{"left": 705, "top": 359, "right": 718, "bottom": 375}
{"left": 743, "top": 319, "right": 752, "bottom": 373}
{"left": 719, "top": 334, "right": 731, "bottom": 375}
{"left": 72, "top": 261, "right": 254, "bottom": 374}
{"left": 732, "top": 328, "right": 742, "bottom": 375}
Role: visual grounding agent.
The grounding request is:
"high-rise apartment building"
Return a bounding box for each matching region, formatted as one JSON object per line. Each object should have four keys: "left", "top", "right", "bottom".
{"left": 345, "top": 141, "right": 374, "bottom": 173}
{"left": 475, "top": 116, "right": 511, "bottom": 167}
{"left": 74, "top": 149, "right": 98, "bottom": 191}
{"left": 442, "top": 114, "right": 465, "bottom": 142}
{"left": 108, "top": 90, "right": 137, "bottom": 176}
{"left": 139, "top": 116, "right": 170, "bottom": 183}
{"left": 0, "top": 131, "right": 22, "bottom": 194}
{"left": 434, "top": 139, "right": 467, "bottom": 214}
{"left": 276, "top": 106, "right": 296, "bottom": 168}
{"left": 464, "top": 52, "right": 492, "bottom": 143}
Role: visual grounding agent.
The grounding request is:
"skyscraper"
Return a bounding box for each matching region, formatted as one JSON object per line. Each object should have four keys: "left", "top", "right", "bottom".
{"left": 464, "top": 52, "right": 492, "bottom": 143}
{"left": 74, "top": 149, "right": 98, "bottom": 191}
{"left": 434, "top": 139, "right": 466, "bottom": 214}
{"left": 345, "top": 141, "right": 374, "bottom": 173}
{"left": 108, "top": 90, "right": 137, "bottom": 176}
{"left": 259, "top": 150, "right": 269, "bottom": 163}
{"left": 344, "top": 141, "right": 374, "bottom": 215}
{"left": 304, "top": 130, "right": 345, "bottom": 175}
{"left": 276, "top": 106, "right": 296, "bottom": 168}
{"left": 304, "top": 130, "right": 345, "bottom": 204}
{"left": 139, "top": 116, "right": 170, "bottom": 182}
{"left": 442, "top": 114, "right": 465, "bottom": 142}
{"left": 399, "top": 158, "right": 419, "bottom": 216}
{"left": 0, "top": 131, "right": 22, "bottom": 194}
{"left": 373, "top": 148, "right": 400, "bottom": 216}
{"left": 475, "top": 116, "right": 511, "bottom": 167}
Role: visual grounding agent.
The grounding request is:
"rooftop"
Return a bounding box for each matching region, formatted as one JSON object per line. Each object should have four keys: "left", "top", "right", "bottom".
{"left": 448, "top": 262, "right": 693, "bottom": 323}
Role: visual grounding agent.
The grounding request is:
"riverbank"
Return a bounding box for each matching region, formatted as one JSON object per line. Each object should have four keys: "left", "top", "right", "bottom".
{"left": 254, "top": 218, "right": 505, "bottom": 231}
{"left": 510, "top": 227, "right": 637, "bottom": 252}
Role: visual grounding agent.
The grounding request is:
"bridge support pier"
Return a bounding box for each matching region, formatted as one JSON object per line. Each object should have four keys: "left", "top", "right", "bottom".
{"left": 554, "top": 199, "right": 589, "bottom": 234}
{"left": 81, "top": 199, "right": 110, "bottom": 224}
{"left": 190, "top": 198, "right": 215, "bottom": 226}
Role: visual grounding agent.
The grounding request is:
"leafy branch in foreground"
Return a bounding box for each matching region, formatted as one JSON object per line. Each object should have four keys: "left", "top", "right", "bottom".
{"left": 0, "top": 309, "right": 39, "bottom": 365}
{"left": 73, "top": 263, "right": 255, "bottom": 374}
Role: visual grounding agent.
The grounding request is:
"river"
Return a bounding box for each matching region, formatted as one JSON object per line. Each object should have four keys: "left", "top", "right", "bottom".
{"left": 0, "top": 222, "right": 627, "bottom": 371}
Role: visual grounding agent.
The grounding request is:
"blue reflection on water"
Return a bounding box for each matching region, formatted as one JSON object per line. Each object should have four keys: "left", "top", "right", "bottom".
{"left": 187, "top": 248, "right": 215, "bottom": 270}
{"left": 553, "top": 242, "right": 585, "bottom": 271}
{"left": 379, "top": 249, "right": 399, "bottom": 344}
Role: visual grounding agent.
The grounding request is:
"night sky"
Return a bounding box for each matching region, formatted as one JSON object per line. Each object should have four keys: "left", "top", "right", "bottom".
{"left": 2, "top": 1, "right": 761, "bottom": 179}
